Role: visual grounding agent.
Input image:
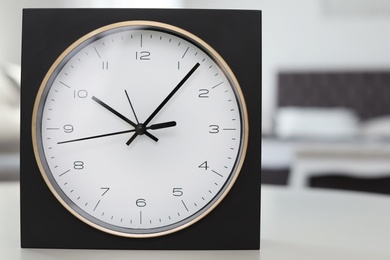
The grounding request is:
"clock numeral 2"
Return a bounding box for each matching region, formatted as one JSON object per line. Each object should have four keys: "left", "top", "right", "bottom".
{"left": 135, "top": 51, "right": 151, "bottom": 61}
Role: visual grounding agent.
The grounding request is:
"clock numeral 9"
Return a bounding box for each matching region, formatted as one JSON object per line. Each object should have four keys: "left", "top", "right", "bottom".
{"left": 63, "top": 124, "right": 74, "bottom": 133}
{"left": 73, "top": 161, "right": 84, "bottom": 170}
{"left": 135, "top": 51, "right": 151, "bottom": 60}
{"left": 136, "top": 198, "right": 147, "bottom": 207}
{"left": 173, "top": 188, "right": 183, "bottom": 197}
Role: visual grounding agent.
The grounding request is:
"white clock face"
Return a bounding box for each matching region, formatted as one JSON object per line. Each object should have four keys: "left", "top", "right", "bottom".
{"left": 33, "top": 21, "right": 248, "bottom": 237}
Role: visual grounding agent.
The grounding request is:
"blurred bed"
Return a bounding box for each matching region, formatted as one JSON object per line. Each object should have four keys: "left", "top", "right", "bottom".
{"left": 262, "top": 71, "right": 390, "bottom": 194}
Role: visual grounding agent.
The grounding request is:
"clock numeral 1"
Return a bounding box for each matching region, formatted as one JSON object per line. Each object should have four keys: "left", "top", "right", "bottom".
{"left": 101, "top": 187, "right": 110, "bottom": 196}
{"left": 102, "top": 61, "right": 108, "bottom": 70}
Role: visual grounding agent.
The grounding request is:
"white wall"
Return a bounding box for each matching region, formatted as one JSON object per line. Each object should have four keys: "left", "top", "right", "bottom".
{"left": 182, "top": 0, "right": 390, "bottom": 133}
{"left": 2, "top": 0, "right": 390, "bottom": 133}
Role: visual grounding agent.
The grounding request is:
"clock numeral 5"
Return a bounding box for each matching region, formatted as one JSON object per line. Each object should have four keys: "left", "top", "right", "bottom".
{"left": 135, "top": 51, "right": 151, "bottom": 61}
{"left": 173, "top": 188, "right": 184, "bottom": 197}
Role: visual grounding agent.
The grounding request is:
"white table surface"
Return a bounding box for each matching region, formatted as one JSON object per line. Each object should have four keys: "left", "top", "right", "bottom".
{"left": 1, "top": 182, "right": 390, "bottom": 260}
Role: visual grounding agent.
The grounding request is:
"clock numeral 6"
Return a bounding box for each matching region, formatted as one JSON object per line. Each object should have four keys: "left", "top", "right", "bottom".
{"left": 136, "top": 198, "right": 147, "bottom": 207}
{"left": 73, "top": 161, "right": 84, "bottom": 170}
{"left": 173, "top": 188, "right": 184, "bottom": 197}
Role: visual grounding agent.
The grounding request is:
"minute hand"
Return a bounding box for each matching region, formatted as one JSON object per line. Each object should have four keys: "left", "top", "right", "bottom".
{"left": 125, "top": 63, "right": 200, "bottom": 146}
{"left": 144, "top": 62, "right": 200, "bottom": 126}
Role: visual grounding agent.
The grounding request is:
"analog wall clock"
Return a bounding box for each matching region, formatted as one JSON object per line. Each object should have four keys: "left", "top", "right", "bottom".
{"left": 21, "top": 9, "right": 261, "bottom": 250}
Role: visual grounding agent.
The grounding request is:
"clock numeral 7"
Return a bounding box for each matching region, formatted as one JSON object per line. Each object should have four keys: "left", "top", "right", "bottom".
{"left": 135, "top": 51, "right": 151, "bottom": 60}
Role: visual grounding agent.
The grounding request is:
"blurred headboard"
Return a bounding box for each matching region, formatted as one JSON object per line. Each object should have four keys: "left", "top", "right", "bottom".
{"left": 278, "top": 71, "right": 390, "bottom": 120}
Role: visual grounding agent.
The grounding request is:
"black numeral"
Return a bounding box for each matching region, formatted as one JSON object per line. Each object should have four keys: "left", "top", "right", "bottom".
{"left": 209, "top": 125, "right": 219, "bottom": 134}
{"left": 198, "top": 89, "right": 209, "bottom": 98}
{"left": 136, "top": 51, "right": 151, "bottom": 60}
{"left": 173, "top": 188, "right": 184, "bottom": 197}
{"left": 136, "top": 198, "right": 147, "bottom": 207}
{"left": 198, "top": 161, "right": 209, "bottom": 170}
{"left": 74, "top": 90, "right": 88, "bottom": 98}
{"left": 63, "top": 124, "right": 74, "bottom": 133}
{"left": 73, "top": 161, "right": 84, "bottom": 170}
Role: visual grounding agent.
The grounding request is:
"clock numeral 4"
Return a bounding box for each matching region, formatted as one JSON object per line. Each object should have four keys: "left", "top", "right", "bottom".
{"left": 198, "top": 161, "right": 209, "bottom": 170}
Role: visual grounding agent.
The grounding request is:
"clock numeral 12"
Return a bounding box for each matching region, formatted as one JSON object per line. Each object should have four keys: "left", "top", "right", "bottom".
{"left": 135, "top": 51, "right": 151, "bottom": 60}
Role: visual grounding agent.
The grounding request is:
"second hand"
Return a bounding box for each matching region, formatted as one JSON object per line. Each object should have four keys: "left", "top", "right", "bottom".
{"left": 57, "top": 121, "right": 177, "bottom": 145}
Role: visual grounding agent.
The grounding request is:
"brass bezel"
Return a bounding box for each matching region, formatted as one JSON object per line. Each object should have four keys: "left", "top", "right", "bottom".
{"left": 32, "top": 21, "right": 249, "bottom": 238}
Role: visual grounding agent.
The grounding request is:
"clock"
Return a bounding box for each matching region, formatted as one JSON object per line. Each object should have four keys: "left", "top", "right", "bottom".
{"left": 33, "top": 20, "right": 248, "bottom": 238}
{"left": 21, "top": 9, "right": 261, "bottom": 249}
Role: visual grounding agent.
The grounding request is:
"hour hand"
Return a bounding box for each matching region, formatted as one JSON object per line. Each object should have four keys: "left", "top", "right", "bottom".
{"left": 91, "top": 96, "right": 158, "bottom": 142}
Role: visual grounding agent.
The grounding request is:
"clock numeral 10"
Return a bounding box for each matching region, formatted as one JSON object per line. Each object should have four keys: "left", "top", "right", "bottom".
{"left": 74, "top": 90, "right": 88, "bottom": 99}
{"left": 135, "top": 51, "right": 151, "bottom": 60}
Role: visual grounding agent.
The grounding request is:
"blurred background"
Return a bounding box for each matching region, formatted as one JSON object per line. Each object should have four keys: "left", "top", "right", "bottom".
{"left": 2, "top": 0, "right": 390, "bottom": 195}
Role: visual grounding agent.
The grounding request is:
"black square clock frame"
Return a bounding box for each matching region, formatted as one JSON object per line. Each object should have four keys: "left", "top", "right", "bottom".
{"left": 20, "top": 8, "right": 261, "bottom": 250}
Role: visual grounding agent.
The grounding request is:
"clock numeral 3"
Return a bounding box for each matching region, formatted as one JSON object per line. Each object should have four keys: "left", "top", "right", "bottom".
{"left": 209, "top": 125, "right": 219, "bottom": 134}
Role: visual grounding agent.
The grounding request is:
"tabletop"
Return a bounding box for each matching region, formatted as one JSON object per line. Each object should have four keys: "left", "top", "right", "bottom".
{"left": 1, "top": 182, "right": 390, "bottom": 259}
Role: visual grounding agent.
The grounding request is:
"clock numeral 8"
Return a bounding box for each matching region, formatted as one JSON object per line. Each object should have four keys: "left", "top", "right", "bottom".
{"left": 73, "top": 161, "right": 84, "bottom": 170}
